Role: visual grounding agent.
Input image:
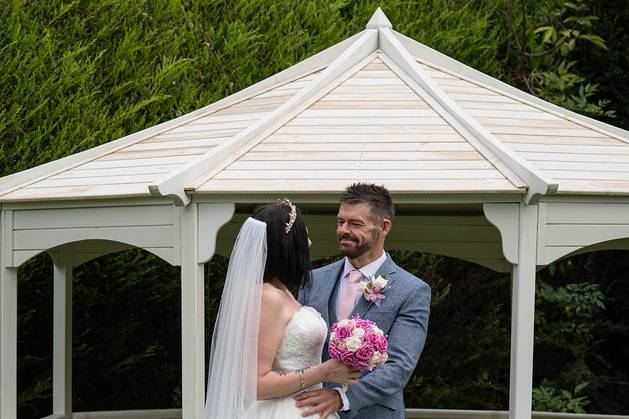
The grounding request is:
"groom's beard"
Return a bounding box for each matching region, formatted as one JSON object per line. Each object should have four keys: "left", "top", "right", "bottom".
{"left": 338, "top": 230, "right": 378, "bottom": 259}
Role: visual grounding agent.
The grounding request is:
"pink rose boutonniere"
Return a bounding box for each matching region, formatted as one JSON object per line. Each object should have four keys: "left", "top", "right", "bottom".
{"left": 359, "top": 274, "right": 388, "bottom": 307}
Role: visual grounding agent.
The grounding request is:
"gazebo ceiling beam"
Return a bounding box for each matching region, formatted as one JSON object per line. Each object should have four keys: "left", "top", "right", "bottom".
{"left": 149, "top": 29, "right": 379, "bottom": 206}
{"left": 377, "top": 27, "right": 558, "bottom": 204}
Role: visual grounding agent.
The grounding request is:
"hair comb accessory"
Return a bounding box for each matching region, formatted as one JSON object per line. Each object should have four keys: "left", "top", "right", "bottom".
{"left": 276, "top": 198, "right": 297, "bottom": 234}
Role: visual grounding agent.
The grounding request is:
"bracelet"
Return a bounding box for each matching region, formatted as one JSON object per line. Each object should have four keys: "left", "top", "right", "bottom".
{"left": 298, "top": 369, "right": 306, "bottom": 390}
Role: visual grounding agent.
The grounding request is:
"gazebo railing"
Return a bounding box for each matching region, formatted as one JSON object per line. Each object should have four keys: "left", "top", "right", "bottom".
{"left": 41, "top": 409, "right": 629, "bottom": 419}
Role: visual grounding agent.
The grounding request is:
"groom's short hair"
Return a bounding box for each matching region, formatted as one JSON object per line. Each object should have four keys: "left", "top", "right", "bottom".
{"left": 341, "top": 183, "right": 394, "bottom": 223}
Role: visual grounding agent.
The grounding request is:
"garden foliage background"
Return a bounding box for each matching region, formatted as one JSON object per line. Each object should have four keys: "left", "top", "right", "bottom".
{"left": 1, "top": 0, "right": 628, "bottom": 417}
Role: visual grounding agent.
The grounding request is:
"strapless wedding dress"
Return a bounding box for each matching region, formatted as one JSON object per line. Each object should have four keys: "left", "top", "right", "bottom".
{"left": 256, "top": 306, "right": 340, "bottom": 419}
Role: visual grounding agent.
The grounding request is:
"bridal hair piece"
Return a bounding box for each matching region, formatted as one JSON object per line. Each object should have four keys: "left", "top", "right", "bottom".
{"left": 276, "top": 197, "right": 297, "bottom": 234}
{"left": 204, "top": 217, "right": 267, "bottom": 419}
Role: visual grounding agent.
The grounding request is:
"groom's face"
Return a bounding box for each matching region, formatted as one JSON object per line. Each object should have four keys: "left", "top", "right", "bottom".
{"left": 336, "top": 202, "right": 380, "bottom": 259}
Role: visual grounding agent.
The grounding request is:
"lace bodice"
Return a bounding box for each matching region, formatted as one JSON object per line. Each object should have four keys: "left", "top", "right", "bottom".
{"left": 272, "top": 306, "right": 328, "bottom": 373}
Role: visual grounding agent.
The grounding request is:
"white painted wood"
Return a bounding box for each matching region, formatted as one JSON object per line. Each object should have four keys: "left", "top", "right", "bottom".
{"left": 43, "top": 408, "right": 629, "bottom": 419}
{"left": 238, "top": 150, "right": 483, "bottom": 161}
{"left": 198, "top": 178, "right": 522, "bottom": 193}
{"left": 13, "top": 225, "right": 175, "bottom": 252}
{"left": 180, "top": 204, "right": 205, "bottom": 419}
{"left": 9, "top": 205, "right": 179, "bottom": 267}
{"left": 54, "top": 165, "right": 182, "bottom": 179}
{"left": 299, "top": 109, "right": 438, "bottom": 118}
{"left": 378, "top": 28, "right": 556, "bottom": 203}
{"left": 366, "top": 7, "right": 392, "bottom": 29}
{"left": 394, "top": 31, "right": 629, "bottom": 142}
{"left": 252, "top": 142, "right": 473, "bottom": 152}
{"left": 216, "top": 169, "right": 506, "bottom": 180}
{"left": 406, "top": 409, "right": 629, "bottom": 419}
{"left": 52, "top": 247, "right": 72, "bottom": 418}
{"left": 509, "top": 203, "right": 538, "bottom": 419}
{"left": 151, "top": 31, "right": 379, "bottom": 205}
{"left": 1, "top": 183, "right": 153, "bottom": 202}
{"left": 14, "top": 247, "right": 176, "bottom": 269}
{"left": 0, "top": 31, "right": 365, "bottom": 199}
{"left": 149, "top": 30, "right": 377, "bottom": 205}
{"left": 197, "top": 203, "right": 235, "bottom": 264}
{"left": 497, "top": 135, "right": 617, "bottom": 146}
{"left": 13, "top": 204, "right": 174, "bottom": 231}
{"left": 71, "top": 409, "right": 182, "bottom": 418}
{"left": 1, "top": 209, "right": 18, "bottom": 419}
{"left": 483, "top": 203, "right": 520, "bottom": 264}
{"left": 75, "top": 156, "right": 196, "bottom": 170}
{"left": 377, "top": 54, "right": 526, "bottom": 190}
{"left": 275, "top": 125, "right": 457, "bottom": 134}
{"left": 265, "top": 133, "right": 465, "bottom": 143}
{"left": 228, "top": 160, "right": 492, "bottom": 170}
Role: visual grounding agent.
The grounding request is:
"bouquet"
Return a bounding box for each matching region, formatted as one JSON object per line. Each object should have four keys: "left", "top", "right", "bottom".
{"left": 328, "top": 317, "right": 388, "bottom": 389}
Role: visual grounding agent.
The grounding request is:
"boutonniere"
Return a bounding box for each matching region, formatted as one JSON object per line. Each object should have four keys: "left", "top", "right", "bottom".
{"left": 359, "top": 274, "right": 388, "bottom": 307}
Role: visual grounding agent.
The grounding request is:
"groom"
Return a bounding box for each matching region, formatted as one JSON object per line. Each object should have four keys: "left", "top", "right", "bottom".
{"left": 297, "top": 183, "right": 431, "bottom": 419}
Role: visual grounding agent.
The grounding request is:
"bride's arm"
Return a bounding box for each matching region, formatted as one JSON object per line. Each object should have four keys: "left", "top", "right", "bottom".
{"left": 256, "top": 288, "right": 330, "bottom": 400}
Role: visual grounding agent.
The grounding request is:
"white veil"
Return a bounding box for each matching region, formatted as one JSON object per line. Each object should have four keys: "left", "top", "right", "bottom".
{"left": 204, "top": 217, "right": 267, "bottom": 419}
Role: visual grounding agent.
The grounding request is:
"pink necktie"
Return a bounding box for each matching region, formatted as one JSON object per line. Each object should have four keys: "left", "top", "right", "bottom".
{"left": 337, "top": 270, "right": 363, "bottom": 320}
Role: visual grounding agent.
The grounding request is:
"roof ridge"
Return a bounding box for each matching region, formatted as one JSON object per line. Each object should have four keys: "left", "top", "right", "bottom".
{"left": 149, "top": 29, "right": 379, "bottom": 205}
{"left": 379, "top": 27, "right": 558, "bottom": 204}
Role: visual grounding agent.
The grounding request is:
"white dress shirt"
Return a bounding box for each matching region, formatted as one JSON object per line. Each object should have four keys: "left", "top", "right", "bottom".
{"left": 334, "top": 251, "right": 387, "bottom": 411}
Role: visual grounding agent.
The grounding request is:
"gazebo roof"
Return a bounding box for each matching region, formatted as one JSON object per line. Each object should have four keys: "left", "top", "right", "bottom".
{"left": 1, "top": 8, "right": 628, "bottom": 206}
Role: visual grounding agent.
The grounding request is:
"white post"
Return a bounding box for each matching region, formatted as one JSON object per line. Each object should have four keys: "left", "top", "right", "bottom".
{"left": 1, "top": 209, "right": 18, "bottom": 419}
{"left": 509, "top": 203, "right": 538, "bottom": 419}
{"left": 181, "top": 203, "right": 205, "bottom": 419}
{"left": 180, "top": 202, "right": 234, "bottom": 419}
{"left": 53, "top": 247, "right": 73, "bottom": 418}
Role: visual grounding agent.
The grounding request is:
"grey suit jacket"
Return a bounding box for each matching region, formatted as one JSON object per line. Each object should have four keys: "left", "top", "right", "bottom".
{"left": 298, "top": 254, "right": 431, "bottom": 419}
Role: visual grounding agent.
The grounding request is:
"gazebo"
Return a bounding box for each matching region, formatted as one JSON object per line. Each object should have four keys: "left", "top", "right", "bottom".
{"left": 1, "top": 8, "right": 628, "bottom": 419}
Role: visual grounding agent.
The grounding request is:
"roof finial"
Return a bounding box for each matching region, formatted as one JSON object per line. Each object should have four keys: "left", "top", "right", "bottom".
{"left": 366, "top": 7, "right": 392, "bottom": 29}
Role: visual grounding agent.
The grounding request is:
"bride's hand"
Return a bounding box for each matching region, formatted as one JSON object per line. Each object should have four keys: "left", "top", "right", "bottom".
{"left": 322, "top": 359, "right": 360, "bottom": 385}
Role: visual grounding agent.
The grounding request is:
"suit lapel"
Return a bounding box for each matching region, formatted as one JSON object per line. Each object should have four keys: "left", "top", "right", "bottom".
{"left": 352, "top": 254, "right": 398, "bottom": 318}
{"left": 318, "top": 260, "right": 344, "bottom": 327}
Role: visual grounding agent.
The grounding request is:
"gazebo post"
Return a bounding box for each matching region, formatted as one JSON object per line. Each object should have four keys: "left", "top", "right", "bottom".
{"left": 1, "top": 209, "right": 18, "bottom": 419}
{"left": 52, "top": 246, "right": 73, "bottom": 418}
{"left": 508, "top": 203, "right": 538, "bottom": 419}
{"left": 181, "top": 203, "right": 206, "bottom": 419}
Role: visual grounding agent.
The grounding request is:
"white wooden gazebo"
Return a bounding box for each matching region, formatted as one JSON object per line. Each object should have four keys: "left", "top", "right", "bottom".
{"left": 1, "top": 8, "right": 628, "bottom": 419}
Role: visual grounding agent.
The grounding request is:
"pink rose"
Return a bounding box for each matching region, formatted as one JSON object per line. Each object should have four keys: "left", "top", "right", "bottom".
{"left": 337, "top": 340, "right": 347, "bottom": 351}
{"left": 356, "top": 344, "right": 375, "bottom": 361}
{"left": 354, "top": 360, "right": 369, "bottom": 370}
{"left": 340, "top": 351, "right": 356, "bottom": 366}
{"left": 366, "top": 332, "right": 380, "bottom": 345}
{"left": 377, "top": 336, "right": 388, "bottom": 352}
{"left": 336, "top": 325, "right": 351, "bottom": 339}
{"left": 328, "top": 344, "right": 341, "bottom": 359}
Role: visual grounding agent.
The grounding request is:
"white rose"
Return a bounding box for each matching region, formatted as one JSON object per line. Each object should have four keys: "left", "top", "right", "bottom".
{"left": 330, "top": 331, "right": 336, "bottom": 340}
{"left": 338, "top": 319, "right": 349, "bottom": 328}
{"left": 372, "top": 275, "right": 388, "bottom": 289}
{"left": 345, "top": 336, "right": 362, "bottom": 352}
{"left": 352, "top": 328, "right": 365, "bottom": 338}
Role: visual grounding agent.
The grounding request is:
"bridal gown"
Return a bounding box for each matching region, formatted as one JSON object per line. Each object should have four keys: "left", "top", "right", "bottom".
{"left": 256, "top": 306, "right": 340, "bottom": 419}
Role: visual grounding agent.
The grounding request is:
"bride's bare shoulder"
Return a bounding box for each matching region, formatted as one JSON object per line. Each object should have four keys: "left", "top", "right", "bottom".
{"left": 261, "top": 283, "right": 285, "bottom": 309}
{"left": 260, "top": 283, "right": 295, "bottom": 324}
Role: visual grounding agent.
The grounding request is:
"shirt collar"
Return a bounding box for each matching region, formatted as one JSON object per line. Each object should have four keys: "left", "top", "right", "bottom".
{"left": 342, "top": 251, "right": 387, "bottom": 280}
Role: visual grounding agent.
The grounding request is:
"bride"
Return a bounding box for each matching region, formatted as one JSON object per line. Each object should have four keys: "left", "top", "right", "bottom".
{"left": 204, "top": 199, "right": 359, "bottom": 419}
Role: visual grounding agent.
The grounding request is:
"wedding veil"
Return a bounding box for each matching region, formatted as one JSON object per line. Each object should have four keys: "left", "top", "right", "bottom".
{"left": 204, "top": 217, "right": 267, "bottom": 419}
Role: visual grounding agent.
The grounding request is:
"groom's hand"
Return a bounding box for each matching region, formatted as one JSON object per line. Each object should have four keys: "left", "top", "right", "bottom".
{"left": 295, "top": 388, "right": 342, "bottom": 418}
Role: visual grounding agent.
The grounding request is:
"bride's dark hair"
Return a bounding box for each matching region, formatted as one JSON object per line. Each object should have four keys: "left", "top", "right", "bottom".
{"left": 253, "top": 202, "right": 311, "bottom": 292}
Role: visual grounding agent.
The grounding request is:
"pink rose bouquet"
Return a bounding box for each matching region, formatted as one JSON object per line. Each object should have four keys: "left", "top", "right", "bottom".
{"left": 328, "top": 317, "right": 388, "bottom": 375}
